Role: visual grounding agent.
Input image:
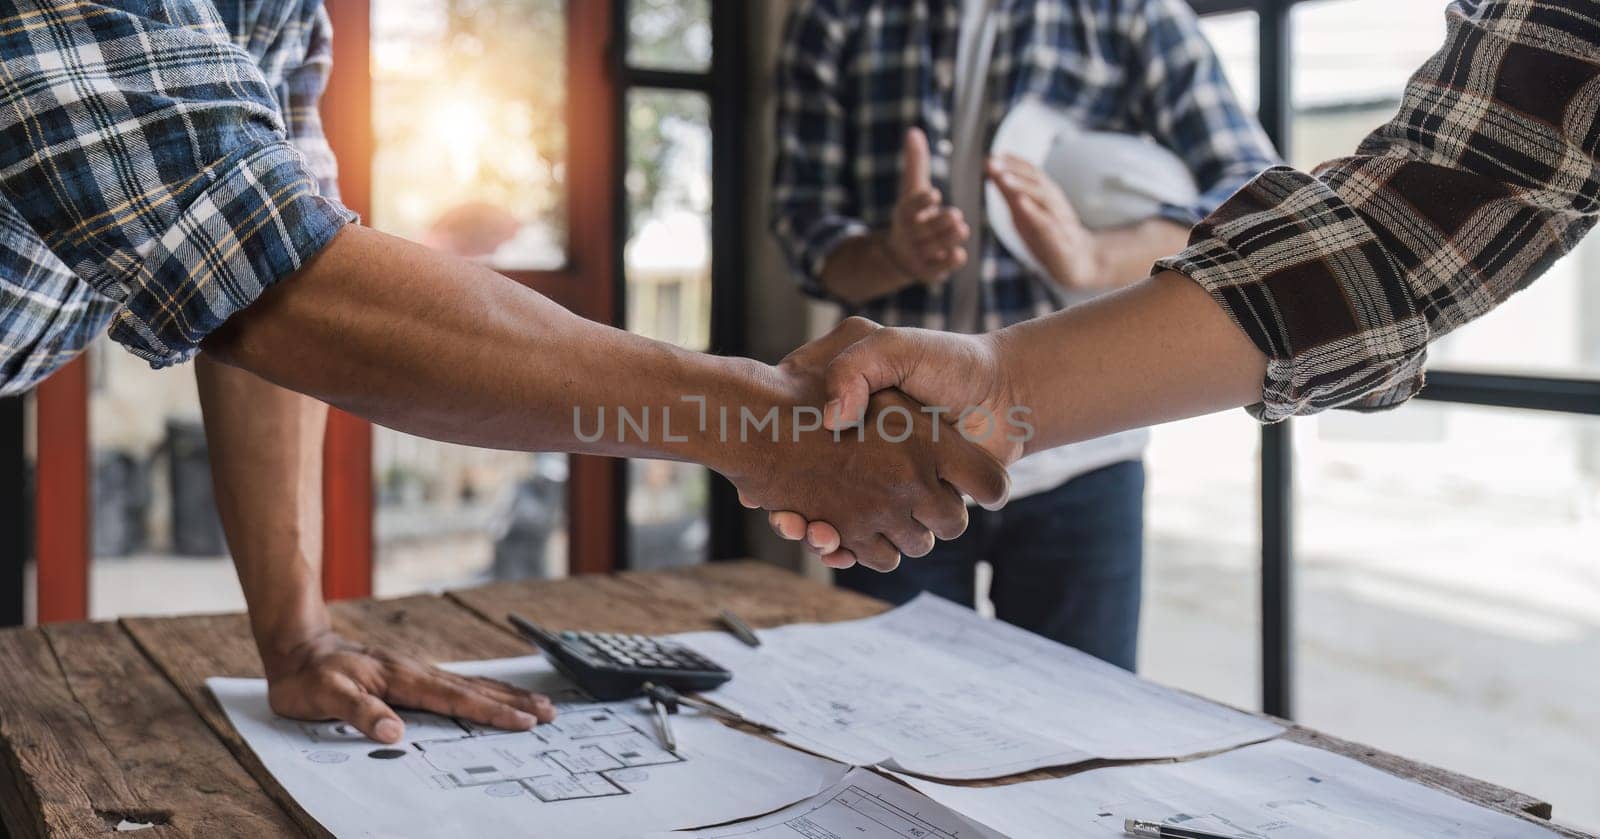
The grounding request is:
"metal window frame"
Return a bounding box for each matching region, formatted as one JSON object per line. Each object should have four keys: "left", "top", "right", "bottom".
{"left": 1, "top": 397, "right": 24, "bottom": 627}
{"left": 611, "top": 0, "right": 749, "bottom": 568}
{"left": 1193, "top": 0, "right": 1600, "bottom": 720}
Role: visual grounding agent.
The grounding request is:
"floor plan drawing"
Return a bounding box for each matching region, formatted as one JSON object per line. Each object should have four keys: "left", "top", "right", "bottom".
{"left": 209, "top": 656, "right": 847, "bottom": 838}
{"left": 274, "top": 701, "right": 687, "bottom": 807}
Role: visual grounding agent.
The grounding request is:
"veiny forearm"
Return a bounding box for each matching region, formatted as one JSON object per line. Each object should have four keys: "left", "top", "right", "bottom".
{"left": 819, "top": 232, "right": 919, "bottom": 305}
{"left": 997, "top": 269, "right": 1268, "bottom": 454}
{"left": 195, "top": 356, "right": 330, "bottom": 665}
{"left": 1081, "top": 219, "right": 1192, "bottom": 292}
{"left": 203, "top": 225, "right": 784, "bottom": 478}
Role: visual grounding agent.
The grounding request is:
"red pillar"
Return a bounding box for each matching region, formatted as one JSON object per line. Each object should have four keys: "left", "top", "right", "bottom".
{"left": 35, "top": 356, "right": 90, "bottom": 623}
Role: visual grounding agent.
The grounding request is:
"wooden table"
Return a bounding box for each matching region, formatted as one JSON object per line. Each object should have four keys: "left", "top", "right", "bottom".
{"left": 0, "top": 561, "right": 1587, "bottom": 838}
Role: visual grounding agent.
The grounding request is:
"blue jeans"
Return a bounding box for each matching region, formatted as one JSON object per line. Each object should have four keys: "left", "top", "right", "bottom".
{"left": 835, "top": 460, "right": 1144, "bottom": 670}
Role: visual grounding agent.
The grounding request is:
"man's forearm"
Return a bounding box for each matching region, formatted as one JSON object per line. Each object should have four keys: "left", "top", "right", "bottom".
{"left": 205, "top": 225, "right": 790, "bottom": 481}
{"left": 195, "top": 356, "right": 330, "bottom": 666}
{"left": 819, "top": 232, "right": 920, "bottom": 305}
{"left": 998, "top": 269, "right": 1267, "bottom": 454}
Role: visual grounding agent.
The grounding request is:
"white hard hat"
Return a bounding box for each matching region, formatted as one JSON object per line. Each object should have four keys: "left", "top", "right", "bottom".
{"left": 986, "top": 99, "right": 1199, "bottom": 277}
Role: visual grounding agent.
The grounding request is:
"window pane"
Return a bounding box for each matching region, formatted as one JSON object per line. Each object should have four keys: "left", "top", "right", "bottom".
{"left": 1140, "top": 412, "right": 1262, "bottom": 712}
{"left": 374, "top": 434, "right": 569, "bottom": 594}
{"left": 626, "top": 0, "right": 711, "bottom": 72}
{"left": 1291, "top": 0, "right": 1600, "bottom": 378}
{"left": 371, "top": 0, "right": 567, "bottom": 271}
{"left": 624, "top": 89, "right": 712, "bottom": 570}
{"left": 1197, "top": 11, "right": 1259, "bottom": 115}
{"left": 1293, "top": 403, "right": 1600, "bottom": 833}
{"left": 86, "top": 339, "right": 245, "bottom": 619}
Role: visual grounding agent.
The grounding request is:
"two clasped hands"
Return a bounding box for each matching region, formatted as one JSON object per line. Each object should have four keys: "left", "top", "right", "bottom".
{"left": 730, "top": 314, "right": 1024, "bottom": 572}
{"left": 733, "top": 125, "right": 1119, "bottom": 569}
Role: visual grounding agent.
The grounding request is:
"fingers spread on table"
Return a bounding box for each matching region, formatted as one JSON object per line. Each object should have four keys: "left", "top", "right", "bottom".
{"left": 327, "top": 676, "right": 405, "bottom": 744}
{"left": 389, "top": 669, "right": 539, "bottom": 733}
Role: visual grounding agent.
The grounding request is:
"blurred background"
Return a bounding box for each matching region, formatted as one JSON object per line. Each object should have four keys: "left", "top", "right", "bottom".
{"left": 3, "top": 0, "right": 1596, "bottom": 831}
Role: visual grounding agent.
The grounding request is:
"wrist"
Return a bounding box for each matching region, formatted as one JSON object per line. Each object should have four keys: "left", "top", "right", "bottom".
{"left": 875, "top": 229, "right": 921, "bottom": 286}
{"left": 1051, "top": 228, "right": 1106, "bottom": 290}
{"left": 247, "top": 582, "right": 334, "bottom": 671}
{"left": 673, "top": 354, "right": 791, "bottom": 481}
{"left": 984, "top": 327, "right": 1032, "bottom": 458}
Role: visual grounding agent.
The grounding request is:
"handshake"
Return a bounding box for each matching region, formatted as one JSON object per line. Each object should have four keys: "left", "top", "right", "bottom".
{"left": 688, "top": 318, "right": 1030, "bottom": 572}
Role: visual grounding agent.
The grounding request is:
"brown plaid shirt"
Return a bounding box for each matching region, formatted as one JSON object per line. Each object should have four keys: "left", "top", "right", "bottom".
{"left": 1155, "top": 0, "right": 1600, "bottom": 421}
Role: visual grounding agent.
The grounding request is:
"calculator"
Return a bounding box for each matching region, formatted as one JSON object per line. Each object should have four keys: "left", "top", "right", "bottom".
{"left": 506, "top": 613, "right": 732, "bottom": 701}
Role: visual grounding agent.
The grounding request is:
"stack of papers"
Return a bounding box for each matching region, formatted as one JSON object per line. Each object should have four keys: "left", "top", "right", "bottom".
{"left": 901, "top": 739, "right": 1563, "bottom": 838}
{"left": 210, "top": 598, "right": 1562, "bottom": 838}
{"left": 648, "top": 768, "right": 1002, "bottom": 839}
{"left": 676, "top": 594, "right": 1285, "bottom": 779}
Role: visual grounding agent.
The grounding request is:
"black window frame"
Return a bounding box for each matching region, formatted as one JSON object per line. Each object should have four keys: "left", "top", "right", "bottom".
{"left": 611, "top": 0, "right": 750, "bottom": 568}
{"left": 1191, "top": 0, "right": 1600, "bottom": 720}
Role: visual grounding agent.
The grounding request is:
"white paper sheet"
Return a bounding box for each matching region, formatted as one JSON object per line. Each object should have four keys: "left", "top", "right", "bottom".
{"left": 646, "top": 768, "right": 1004, "bottom": 839}
{"left": 900, "top": 739, "right": 1563, "bottom": 839}
{"left": 208, "top": 656, "right": 847, "bottom": 839}
{"left": 675, "top": 595, "right": 1283, "bottom": 779}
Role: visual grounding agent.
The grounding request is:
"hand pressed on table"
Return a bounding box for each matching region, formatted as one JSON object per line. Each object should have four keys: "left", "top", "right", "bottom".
{"left": 264, "top": 630, "right": 557, "bottom": 745}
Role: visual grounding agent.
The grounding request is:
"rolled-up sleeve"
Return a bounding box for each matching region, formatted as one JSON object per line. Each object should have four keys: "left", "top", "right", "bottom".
{"left": 770, "top": 0, "right": 868, "bottom": 299}
{"left": 0, "top": 2, "right": 355, "bottom": 370}
{"left": 1156, "top": 0, "right": 1600, "bottom": 422}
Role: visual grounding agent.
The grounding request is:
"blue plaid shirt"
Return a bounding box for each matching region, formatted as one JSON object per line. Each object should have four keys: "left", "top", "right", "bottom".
{"left": 0, "top": 0, "right": 354, "bottom": 396}
{"left": 771, "top": 0, "right": 1280, "bottom": 330}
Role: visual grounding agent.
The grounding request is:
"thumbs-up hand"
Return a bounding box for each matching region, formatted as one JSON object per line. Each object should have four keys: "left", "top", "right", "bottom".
{"left": 884, "top": 128, "right": 970, "bottom": 285}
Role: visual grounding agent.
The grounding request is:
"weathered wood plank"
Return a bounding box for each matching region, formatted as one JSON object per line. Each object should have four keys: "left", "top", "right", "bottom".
{"left": 0, "top": 719, "right": 42, "bottom": 839}
{"left": 616, "top": 561, "right": 889, "bottom": 628}
{"left": 42, "top": 622, "right": 301, "bottom": 837}
{"left": 446, "top": 560, "right": 887, "bottom": 637}
{"left": 447, "top": 572, "right": 714, "bottom": 635}
{"left": 0, "top": 626, "right": 180, "bottom": 838}
{"left": 121, "top": 612, "right": 321, "bottom": 839}
{"left": 328, "top": 594, "right": 529, "bottom": 660}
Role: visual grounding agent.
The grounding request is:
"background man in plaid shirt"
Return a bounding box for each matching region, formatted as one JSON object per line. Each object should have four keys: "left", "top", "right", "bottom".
{"left": 770, "top": 0, "right": 1600, "bottom": 571}
{"left": 0, "top": 1, "right": 1013, "bottom": 743}
{"left": 771, "top": 0, "right": 1278, "bottom": 669}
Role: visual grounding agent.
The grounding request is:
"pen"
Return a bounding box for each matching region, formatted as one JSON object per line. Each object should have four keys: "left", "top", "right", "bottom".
{"left": 1124, "top": 819, "right": 1250, "bottom": 839}
{"left": 649, "top": 692, "right": 677, "bottom": 753}
{"left": 717, "top": 609, "right": 761, "bottom": 647}
{"left": 642, "top": 681, "right": 782, "bottom": 736}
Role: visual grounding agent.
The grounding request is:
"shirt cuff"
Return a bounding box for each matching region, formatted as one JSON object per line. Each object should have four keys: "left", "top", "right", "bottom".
{"left": 1153, "top": 169, "right": 1429, "bottom": 423}
{"left": 793, "top": 215, "right": 871, "bottom": 301}
{"left": 107, "top": 141, "right": 357, "bottom": 369}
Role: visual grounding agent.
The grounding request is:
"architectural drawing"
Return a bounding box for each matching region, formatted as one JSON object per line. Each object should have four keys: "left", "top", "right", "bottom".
{"left": 281, "top": 702, "right": 683, "bottom": 806}
{"left": 210, "top": 657, "right": 847, "bottom": 838}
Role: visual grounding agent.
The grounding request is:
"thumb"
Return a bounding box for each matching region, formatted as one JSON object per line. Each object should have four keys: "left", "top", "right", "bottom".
{"left": 823, "top": 331, "right": 908, "bottom": 430}
{"left": 901, "top": 127, "right": 931, "bottom": 196}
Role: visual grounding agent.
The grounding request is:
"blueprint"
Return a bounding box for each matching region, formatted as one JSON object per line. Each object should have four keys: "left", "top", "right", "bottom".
{"left": 674, "top": 595, "right": 1284, "bottom": 779}
{"left": 209, "top": 656, "right": 846, "bottom": 839}
{"left": 647, "top": 768, "right": 1003, "bottom": 839}
{"left": 900, "top": 739, "right": 1563, "bottom": 838}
